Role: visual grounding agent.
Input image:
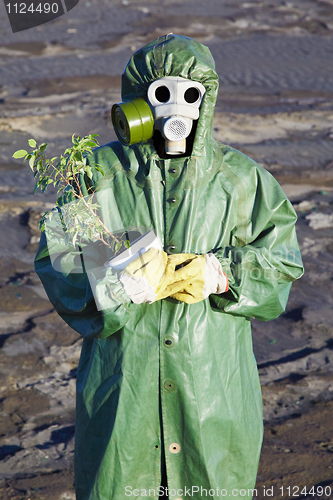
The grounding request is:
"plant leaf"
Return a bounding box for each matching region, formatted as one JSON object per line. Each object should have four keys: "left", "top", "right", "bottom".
{"left": 64, "top": 184, "right": 74, "bottom": 193}
{"left": 85, "top": 165, "right": 93, "bottom": 179}
{"left": 13, "top": 150, "right": 28, "bottom": 159}
{"left": 29, "top": 156, "right": 35, "bottom": 169}
{"left": 115, "top": 241, "right": 122, "bottom": 254}
{"left": 28, "top": 139, "right": 37, "bottom": 148}
{"left": 94, "top": 166, "right": 105, "bottom": 175}
{"left": 74, "top": 151, "right": 83, "bottom": 162}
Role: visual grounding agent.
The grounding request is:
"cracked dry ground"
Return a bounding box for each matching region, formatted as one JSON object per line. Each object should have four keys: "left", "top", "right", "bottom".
{"left": 1, "top": 0, "right": 333, "bottom": 498}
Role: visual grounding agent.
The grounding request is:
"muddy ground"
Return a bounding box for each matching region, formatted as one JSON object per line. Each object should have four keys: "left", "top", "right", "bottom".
{"left": 0, "top": 0, "right": 333, "bottom": 498}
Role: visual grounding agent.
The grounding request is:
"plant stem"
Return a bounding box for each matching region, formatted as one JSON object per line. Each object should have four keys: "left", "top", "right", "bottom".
{"left": 70, "top": 170, "right": 121, "bottom": 246}
{"left": 80, "top": 196, "right": 121, "bottom": 245}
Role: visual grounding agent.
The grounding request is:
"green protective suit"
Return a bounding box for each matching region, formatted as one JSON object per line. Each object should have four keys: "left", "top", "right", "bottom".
{"left": 35, "top": 35, "right": 304, "bottom": 500}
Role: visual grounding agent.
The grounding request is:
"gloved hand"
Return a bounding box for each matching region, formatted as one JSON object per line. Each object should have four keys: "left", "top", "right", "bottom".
{"left": 119, "top": 249, "right": 228, "bottom": 305}
{"left": 119, "top": 247, "right": 168, "bottom": 304}
{"left": 154, "top": 253, "right": 198, "bottom": 300}
{"left": 119, "top": 249, "right": 200, "bottom": 304}
{"left": 169, "top": 253, "right": 228, "bottom": 304}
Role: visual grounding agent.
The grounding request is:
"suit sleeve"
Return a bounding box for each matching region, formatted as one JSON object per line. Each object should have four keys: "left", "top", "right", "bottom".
{"left": 212, "top": 162, "right": 304, "bottom": 321}
{"left": 34, "top": 180, "right": 133, "bottom": 340}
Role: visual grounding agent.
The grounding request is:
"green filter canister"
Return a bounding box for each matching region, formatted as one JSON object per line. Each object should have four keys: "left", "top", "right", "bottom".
{"left": 111, "top": 98, "right": 154, "bottom": 146}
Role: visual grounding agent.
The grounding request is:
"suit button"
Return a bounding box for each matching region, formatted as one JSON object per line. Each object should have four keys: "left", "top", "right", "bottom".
{"left": 169, "top": 443, "right": 181, "bottom": 454}
{"left": 164, "top": 380, "right": 177, "bottom": 393}
{"left": 164, "top": 338, "right": 173, "bottom": 346}
{"left": 169, "top": 168, "right": 177, "bottom": 174}
{"left": 169, "top": 197, "right": 176, "bottom": 203}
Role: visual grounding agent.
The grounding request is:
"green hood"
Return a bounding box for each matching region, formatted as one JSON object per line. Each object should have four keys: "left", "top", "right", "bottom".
{"left": 121, "top": 34, "right": 219, "bottom": 157}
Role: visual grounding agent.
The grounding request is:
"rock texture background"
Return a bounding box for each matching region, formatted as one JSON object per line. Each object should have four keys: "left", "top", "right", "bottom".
{"left": 0, "top": 0, "right": 333, "bottom": 498}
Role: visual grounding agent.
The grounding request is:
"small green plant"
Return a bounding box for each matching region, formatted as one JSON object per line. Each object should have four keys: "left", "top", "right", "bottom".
{"left": 13, "top": 134, "right": 130, "bottom": 253}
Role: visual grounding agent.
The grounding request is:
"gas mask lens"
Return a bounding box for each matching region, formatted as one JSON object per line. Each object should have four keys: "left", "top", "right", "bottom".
{"left": 155, "top": 86, "right": 170, "bottom": 103}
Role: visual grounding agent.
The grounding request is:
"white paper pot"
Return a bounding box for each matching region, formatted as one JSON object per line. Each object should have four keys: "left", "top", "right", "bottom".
{"left": 104, "top": 230, "right": 163, "bottom": 271}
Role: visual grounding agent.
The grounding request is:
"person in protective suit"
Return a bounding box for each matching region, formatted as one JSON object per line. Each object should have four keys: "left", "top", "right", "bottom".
{"left": 35, "top": 34, "right": 304, "bottom": 500}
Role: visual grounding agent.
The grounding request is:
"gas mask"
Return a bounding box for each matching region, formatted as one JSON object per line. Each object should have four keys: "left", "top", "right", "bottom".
{"left": 112, "top": 76, "right": 206, "bottom": 155}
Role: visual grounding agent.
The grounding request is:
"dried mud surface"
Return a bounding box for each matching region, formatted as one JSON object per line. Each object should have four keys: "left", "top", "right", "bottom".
{"left": 0, "top": 0, "right": 333, "bottom": 498}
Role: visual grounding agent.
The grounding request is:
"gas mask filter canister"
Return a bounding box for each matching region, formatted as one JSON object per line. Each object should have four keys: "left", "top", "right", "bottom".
{"left": 111, "top": 98, "right": 154, "bottom": 146}
{"left": 111, "top": 76, "right": 206, "bottom": 154}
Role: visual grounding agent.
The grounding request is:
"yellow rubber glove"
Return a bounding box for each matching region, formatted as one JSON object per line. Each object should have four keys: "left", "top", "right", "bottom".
{"left": 123, "top": 247, "right": 167, "bottom": 286}
{"left": 120, "top": 250, "right": 199, "bottom": 304}
{"left": 170, "top": 253, "right": 229, "bottom": 304}
{"left": 155, "top": 253, "right": 198, "bottom": 300}
{"left": 120, "top": 250, "right": 228, "bottom": 304}
{"left": 119, "top": 247, "right": 168, "bottom": 304}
